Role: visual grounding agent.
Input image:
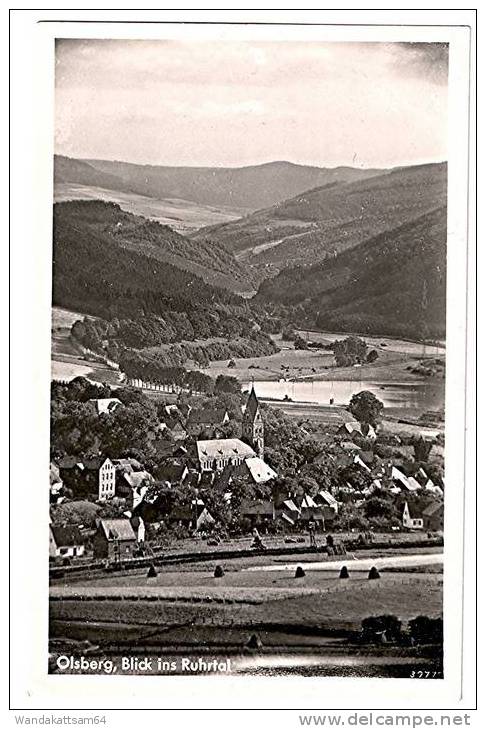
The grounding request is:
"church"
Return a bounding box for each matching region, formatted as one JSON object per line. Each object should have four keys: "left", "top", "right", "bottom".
{"left": 195, "top": 386, "right": 276, "bottom": 483}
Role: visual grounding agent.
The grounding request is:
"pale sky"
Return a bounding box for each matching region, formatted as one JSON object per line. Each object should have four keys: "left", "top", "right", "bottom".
{"left": 55, "top": 39, "right": 448, "bottom": 169}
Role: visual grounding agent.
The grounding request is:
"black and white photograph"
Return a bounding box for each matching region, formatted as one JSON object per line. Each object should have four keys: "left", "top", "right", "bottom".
{"left": 9, "top": 8, "right": 476, "bottom": 714}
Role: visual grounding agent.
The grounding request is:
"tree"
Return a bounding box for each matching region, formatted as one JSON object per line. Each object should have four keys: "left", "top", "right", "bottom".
{"left": 294, "top": 335, "right": 308, "bottom": 350}
{"left": 348, "top": 390, "right": 384, "bottom": 426}
{"left": 332, "top": 336, "right": 367, "bottom": 367}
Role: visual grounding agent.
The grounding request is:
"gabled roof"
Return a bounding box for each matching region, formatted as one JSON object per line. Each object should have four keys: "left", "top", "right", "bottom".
{"left": 316, "top": 490, "right": 338, "bottom": 508}
{"left": 422, "top": 500, "right": 444, "bottom": 517}
{"left": 282, "top": 498, "right": 300, "bottom": 513}
{"left": 187, "top": 407, "right": 228, "bottom": 426}
{"left": 403, "top": 501, "right": 424, "bottom": 520}
{"left": 340, "top": 422, "right": 376, "bottom": 438}
{"left": 50, "top": 525, "right": 84, "bottom": 547}
{"left": 243, "top": 457, "right": 277, "bottom": 484}
{"left": 407, "top": 476, "right": 423, "bottom": 492}
{"left": 301, "top": 494, "right": 318, "bottom": 509}
{"left": 123, "top": 471, "right": 154, "bottom": 489}
{"left": 88, "top": 398, "right": 122, "bottom": 415}
{"left": 240, "top": 499, "right": 274, "bottom": 516}
{"left": 157, "top": 463, "right": 188, "bottom": 484}
{"left": 244, "top": 386, "right": 260, "bottom": 420}
{"left": 196, "top": 438, "right": 255, "bottom": 462}
{"left": 99, "top": 518, "right": 136, "bottom": 541}
{"left": 83, "top": 456, "right": 113, "bottom": 471}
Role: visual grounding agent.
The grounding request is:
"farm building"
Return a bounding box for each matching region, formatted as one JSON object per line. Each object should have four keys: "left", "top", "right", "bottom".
{"left": 93, "top": 518, "right": 137, "bottom": 560}
{"left": 59, "top": 456, "right": 116, "bottom": 502}
{"left": 402, "top": 501, "right": 425, "bottom": 530}
{"left": 422, "top": 501, "right": 444, "bottom": 531}
{"left": 49, "top": 525, "right": 85, "bottom": 559}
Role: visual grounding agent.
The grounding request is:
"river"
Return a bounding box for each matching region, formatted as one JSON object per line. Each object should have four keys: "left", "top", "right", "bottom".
{"left": 246, "top": 378, "right": 444, "bottom": 410}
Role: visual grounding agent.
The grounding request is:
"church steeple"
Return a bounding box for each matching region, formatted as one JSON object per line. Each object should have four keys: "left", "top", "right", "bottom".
{"left": 242, "top": 385, "right": 264, "bottom": 458}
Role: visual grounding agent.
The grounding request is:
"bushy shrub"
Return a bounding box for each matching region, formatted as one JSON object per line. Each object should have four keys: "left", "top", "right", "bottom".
{"left": 409, "top": 616, "right": 443, "bottom": 643}
{"left": 147, "top": 564, "right": 157, "bottom": 578}
{"left": 362, "top": 614, "right": 402, "bottom": 642}
{"left": 339, "top": 565, "right": 349, "bottom": 579}
{"left": 295, "top": 565, "right": 306, "bottom": 578}
{"left": 214, "top": 565, "right": 224, "bottom": 578}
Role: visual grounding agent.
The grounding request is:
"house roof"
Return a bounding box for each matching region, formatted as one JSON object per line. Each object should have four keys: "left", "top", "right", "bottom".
{"left": 301, "top": 494, "right": 318, "bottom": 509}
{"left": 341, "top": 422, "right": 376, "bottom": 438}
{"left": 243, "top": 456, "right": 277, "bottom": 484}
{"left": 187, "top": 407, "right": 228, "bottom": 426}
{"left": 422, "top": 500, "right": 444, "bottom": 517}
{"left": 196, "top": 438, "right": 255, "bottom": 462}
{"left": 113, "top": 458, "right": 143, "bottom": 473}
{"left": 123, "top": 471, "right": 154, "bottom": 489}
{"left": 89, "top": 398, "right": 122, "bottom": 415}
{"left": 316, "top": 490, "right": 338, "bottom": 508}
{"left": 240, "top": 499, "right": 274, "bottom": 516}
{"left": 244, "top": 386, "right": 260, "bottom": 420}
{"left": 407, "top": 476, "right": 423, "bottom": 492}
{"left": 157, "top": 463, "right": 188, "bottom": 483}
{"left": 99, "top": 518, "right": 136, "bottom": 541}
{"left": 404, "top": 501, "right": 424, "bottom": 520}
{"left": 391, "top": 466, "right": 410, "bottom": 488}
{"left": 83, "top": 456, "right": 112, "bottom": 471}
{"left": 50, "top": 525, "right": 84, "bottom": 547}
{"left": 282, "top": 498, "right": 300, "bottom": 513}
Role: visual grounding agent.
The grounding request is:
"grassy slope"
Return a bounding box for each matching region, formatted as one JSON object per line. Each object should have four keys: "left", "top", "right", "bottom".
{"left": 54, "top": 182, "right": 248, "bottom": 234}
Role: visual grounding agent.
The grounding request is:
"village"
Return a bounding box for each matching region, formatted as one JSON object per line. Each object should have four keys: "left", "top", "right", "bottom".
{"left": 49, "top": 376, "right": 444, "bottom": 568}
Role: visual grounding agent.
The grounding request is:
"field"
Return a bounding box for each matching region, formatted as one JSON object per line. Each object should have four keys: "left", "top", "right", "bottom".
{"left": 50, "top": 548, "right": 443, "bottom": 672}
{"left": 51, "top": 306, "right": 121, "bottom": 384}
{"left": 54, "top": 182, "right": 247, "bottom": 234}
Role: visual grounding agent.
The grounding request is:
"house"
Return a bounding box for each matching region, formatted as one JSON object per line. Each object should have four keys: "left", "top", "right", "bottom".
{"left": 168, "top": 501, "right": 215, "bottom": 531}
{"left": 186, "top": 407, "right": 230, "bottom": 436}
{"left": 236, "top": 456, "right": 277, "bottom": 485}
{"left": 93, "top": 518, "right": 137, "bottom": 560}
{"left": 156, "top": 462, "right": 189, "bottom": 486}
{"left": 59, "top": 456, "right": 116, "bottom": 501}
{"left": 49, "top": 525, "right": 85, "bottom": 559}
{"left": 50, "top": 462, "right": 63, "bottom": 500}
{"left": 240, "top": 499, "right": 276, "bottom": 524}
{"left": 298, "top": 494, "right": 326, "bottom": 525}
{"left": 338, "top": 422, "right": 377, "bottom": 441}
{"left": 279, "top": 498, "right": 301, "bottom": 525}
{"left": 88, "top": 398, "right": 122, "bottom": 415}
{"left": 402, "top": 501, "right": 425, "bottom": 530}
{"left": 196, "top": 438, "right": 256, "bottom": 472}
{"left": 422, "top": 501, "right": 444, "bottom": 531}
{"left": 314, "top": 490, "right": 339, "bottom": 520}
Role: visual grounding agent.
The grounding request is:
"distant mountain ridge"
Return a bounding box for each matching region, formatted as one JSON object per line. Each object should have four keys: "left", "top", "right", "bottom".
{"left": 191, "top": 162, "right": 447, "bottom": 278}
{"left": 54, "top": 155, "right": 385, "bottom": 210}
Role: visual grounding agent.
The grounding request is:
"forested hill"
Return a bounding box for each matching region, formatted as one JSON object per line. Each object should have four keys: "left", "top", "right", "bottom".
{"left": 191, "top": 162, "right": 447, "bottom": 278}
{"left": 256, "top": 206, "right": 447, "bottom": 340}
{"left": 53, "top": 202, "right": 240, "bottom": 318}
{"left": 53, "top": 200, "right": 255, "bottom": 293}
{"left": 55, "top": 155, "right": 385, "bottom": 210}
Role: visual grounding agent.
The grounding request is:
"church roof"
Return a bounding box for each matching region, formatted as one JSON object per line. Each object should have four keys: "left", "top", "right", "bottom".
{"left": 244, "top": 386, "right": 260, "bottom": 420}
{"left": 196, "top": 438, "right": 256, "bottom": 462}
